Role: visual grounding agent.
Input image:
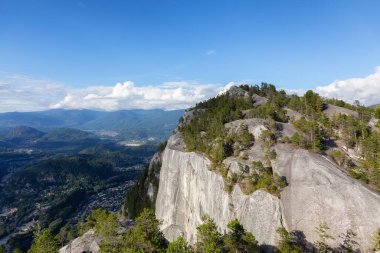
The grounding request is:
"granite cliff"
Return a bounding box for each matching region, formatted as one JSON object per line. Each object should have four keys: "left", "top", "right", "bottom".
{"left": 152, "top": 87, "right": 380, "bottom": 251}
{"left": 153, "top": 123, "right": 380, "bottom": 251}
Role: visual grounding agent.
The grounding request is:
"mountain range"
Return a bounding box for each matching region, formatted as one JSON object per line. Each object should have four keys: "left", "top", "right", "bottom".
{"left": 0, "top": 109, "right": 184, "bottom": 142}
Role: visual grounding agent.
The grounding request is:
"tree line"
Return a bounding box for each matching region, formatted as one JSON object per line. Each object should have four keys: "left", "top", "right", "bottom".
{"left": 22, "top": 208, "right": 380, "bottom": 253}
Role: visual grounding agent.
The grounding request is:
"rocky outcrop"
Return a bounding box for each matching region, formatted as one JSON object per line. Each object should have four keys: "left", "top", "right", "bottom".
{"left": 225, "top": 118, "right": 267, "bottom": 141}
{"left": 323, "top": 103, "right": 359, "bottom": 119}
{"left": 226, "top": 86, "right": 249, "bottom": 98}
{"left": 155, "top": 146, "right": 283, "bottom": 246}
{"left": 59, "top": 230, "right": 100, "bottom": 253}
{"left": 273, "top": 144, "right": 380, "bottom": 249}
{"left": 155, "top": 126, "right": 380, "bottom": 251}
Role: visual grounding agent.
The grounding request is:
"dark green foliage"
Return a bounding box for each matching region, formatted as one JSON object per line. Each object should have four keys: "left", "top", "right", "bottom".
{"left": 77, "top": 209, "right": 113, "bottom": 235}
{"left": 255, "top": 171, "right": 286, "bottom": 195}
{"left": 85, "top": 208, "right": 166, "bottom": 252}
{"left": 375, "top": 105, "right": 380, "bottom": 119}
{"left": 234, "top": 124, "right": 254, "bottom": 149}
{"left": 124, "top": 152, "right": 162, "bottom": 219}
{"left": 290, "top": 132, "right": 301, "bottom": 146}
{"left": 181, "top": 93, "right": 252, "bottom": 165}
{"left": 292, "top": 117, "right": 323, "bottom": 152}
{"left": 225, "top": 159, "right": 287, "bottom": 195}
{"left": 324, "top": 98, "right": 357, "bottom": 111}
{"left": 244, "top": 103, "right": 287, "bottom": 122}
{"left": 159, "top": 141, "right": 168, "bottom": 152}
{"left": 120, "top": 208, "right": 166, "bottom": 252}
{"left": 0, "top": 245, "right": 5, "bottom": 253}
{"left": 57, "top": 225, "right": 75, "bottom": 248}
{"left": 196, "top": 215, "right": 223, "bottom": 253}
{"left": 260, "top": 130, "right": 277, "bottom": 163}
{"left": 224, "top": 219, "right": 260, "bottom": 253}
{"left": 332, "top": 149, "right": 343, "bottom": 165}
{"left": 28, "top": 226, "right": 60, "bottom": 253}
{"left": 0, "top": 144, "right": 155, "bottom": 250}
{"left": 332, "top": 114, "right": 367, "bottom": 149}
{"left": 288, "top": 90, "right": 323, "bottom": 120}
{"left": 237, "top": 161, "right": 287, "bottom": 195}
{"left": 358, "top": 132, "right": 380, "bottom": 189}
{"left": 275, "top": 227, "right": 303, "bottom": 253}
{"left": 167, "top": 237, "right": 192, "bottom": 253}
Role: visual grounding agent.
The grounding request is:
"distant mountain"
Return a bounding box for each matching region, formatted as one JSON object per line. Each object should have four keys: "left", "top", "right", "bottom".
{"left": 2, "top": 126, "right": 45, "bottom": 142}
{"left": 39, "top": 128, "right": 96, "bottom": 142}
{"left": 0, "top": 109, "right": 184, "bottom": 141}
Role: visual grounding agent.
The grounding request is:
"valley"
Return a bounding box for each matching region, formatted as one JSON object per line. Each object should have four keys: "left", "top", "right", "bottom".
{"left": 0, "top": 109, "right": 182, "bottom": 251}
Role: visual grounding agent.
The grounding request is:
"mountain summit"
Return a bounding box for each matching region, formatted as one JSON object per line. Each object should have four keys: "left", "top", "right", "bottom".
{"left": 125, "top": 84, "right": 380, "bottom": 252}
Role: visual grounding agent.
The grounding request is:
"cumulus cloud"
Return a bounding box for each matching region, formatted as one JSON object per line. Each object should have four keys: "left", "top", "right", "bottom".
{"left": 51, "top": 81, "right": 231, "bottom": 111}
{"left": 0, "top": 73, "right": 232, "bottom": 112}
{"left": 316, "top": 66, "right": 380, "bottom": 105}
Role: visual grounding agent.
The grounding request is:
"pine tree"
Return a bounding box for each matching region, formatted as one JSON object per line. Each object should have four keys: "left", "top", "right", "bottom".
{"left": 224, "top": 219, "right": 259, "bottom": 253}
{"left": 28, "top": 227, "right": 60, "bottom": 253}
{"left": 167, "top": 236, "right": 192, "bottom": 253}
{"left": 196, "top": 215, "right": 223, "bottom": 253}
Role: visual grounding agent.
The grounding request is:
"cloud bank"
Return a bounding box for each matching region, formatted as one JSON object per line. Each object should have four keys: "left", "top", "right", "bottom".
{"left": 0, "top": 74, "right": 234, "bottom": 112}
{"left": 51, "top": 81, "right": 234, "bottom": 111}
{"left": 0, "top": 75, "right": 67, "bottom": 112}
{"left": 1, "top": 66, "right": 379, "bottom": 113}
{"left": 316, "top": 66, "right": 380, "bottom": 106}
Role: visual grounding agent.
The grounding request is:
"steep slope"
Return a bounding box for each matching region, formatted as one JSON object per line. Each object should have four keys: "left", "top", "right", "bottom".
{"left": 153, "top": 86, "right": 380, "bottom": 251}
{"left": 155, "top": 127, "right": 380, "bottom": 250}
{"left": 155, "top": 132, "right": 283, "bottom": 247}
{"left": 273, "top": 144, "right": 380, "bottom": 249}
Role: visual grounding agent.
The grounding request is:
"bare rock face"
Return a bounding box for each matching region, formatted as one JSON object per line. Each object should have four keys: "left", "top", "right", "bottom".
{"left": 368, "top": 118, "right": 379, "bottom": 132}
{"left": 273, "top": 144, "right": 380, "bottom": 250}
{"left": 225, "top": 118, "right": 267, "bottom": 141}
{"left": 155, "top": 148, "right": 283, "bottom": 246}
{"left": 59, "top": 230, "right": 100, "bottom": 253}
{"left": 323, "top": 104, "right": 359, "bottom": 119}
{"left": 226, "top": 86, "right": 249, "bottom": 98}
{"left": 252, "top": 94, "right": 268, "bottom": 107}
{"left": 155, "top": 132, "right": 380, "bottom": 251}
{"left": 284, "top": 108, "right": 303, "bottom": 121}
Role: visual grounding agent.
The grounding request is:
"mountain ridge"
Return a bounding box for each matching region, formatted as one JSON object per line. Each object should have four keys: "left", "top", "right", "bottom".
{"left": 123, "top": 84, "right": 380, "bottom": 252}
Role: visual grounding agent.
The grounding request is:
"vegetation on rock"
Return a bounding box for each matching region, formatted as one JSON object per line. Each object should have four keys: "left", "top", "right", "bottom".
{"left": 179, "top": 84, "right": 380, "bottom": 191}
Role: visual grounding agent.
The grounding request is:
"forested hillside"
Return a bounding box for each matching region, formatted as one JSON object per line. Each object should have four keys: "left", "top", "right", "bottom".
{"left": 181, "top": 84, "right": 380, "bottom": 191}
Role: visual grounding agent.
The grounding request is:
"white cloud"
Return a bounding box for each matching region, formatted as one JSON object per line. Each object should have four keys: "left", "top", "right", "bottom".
{"left": 51, "top": 81, "right": 232, "bottom": 111}
{"left": 0, "top": 73, "right": 232, "bottom": 112}
{"left": 0, "top": 75, "right": 67, "bottom": 112}
{"left": 4, "top": 66, "right": 379, "bottom": 113}
{"left": 316, "top": 66, "right": 380, "bottom": 105}
{"left": 206, "top": 49, "right": 216, "bottom": 56}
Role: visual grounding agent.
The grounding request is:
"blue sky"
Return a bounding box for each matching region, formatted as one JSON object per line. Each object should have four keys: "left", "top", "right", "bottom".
{"left": 1, "top": 0, "right": 380, "bottom": 111}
